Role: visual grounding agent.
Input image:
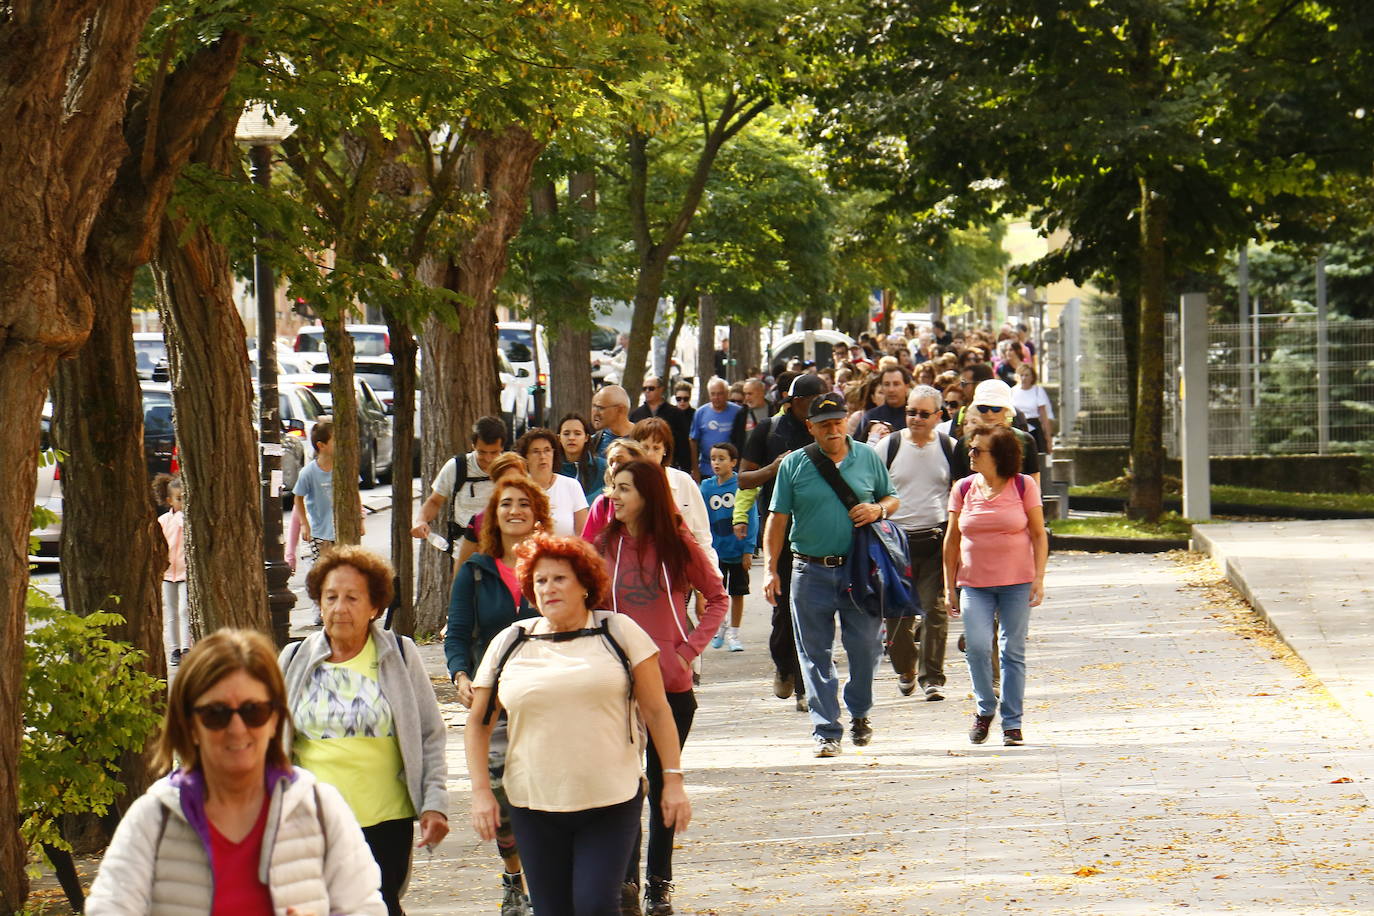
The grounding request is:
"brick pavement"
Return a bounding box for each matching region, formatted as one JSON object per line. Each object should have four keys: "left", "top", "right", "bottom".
{"left": 403, "top": 551, "right": 1374, "bottom": 915}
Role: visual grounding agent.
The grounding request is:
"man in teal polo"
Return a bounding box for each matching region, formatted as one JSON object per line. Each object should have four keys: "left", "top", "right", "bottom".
{"left": 764, "top": 392, "right": 900, "bottom": 757}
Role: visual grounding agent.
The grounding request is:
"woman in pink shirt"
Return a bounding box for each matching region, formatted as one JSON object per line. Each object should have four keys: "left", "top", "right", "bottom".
{"left": 598, "top": 459, "right": 727, "bottom": 914}
{"left": 155, "top": 474, "right": 191, "bottom": 665}
{"left": 942, "top": 426, "right": 1048, "bottom": 748}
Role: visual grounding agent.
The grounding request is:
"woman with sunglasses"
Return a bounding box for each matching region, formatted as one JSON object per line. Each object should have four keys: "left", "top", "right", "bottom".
{"left": 943, "top": 425, "right": 1048, "bottom": 747}
{"left": 88, "top": 629, "right": 386, "bottom": 916}
{"left": 279, "top": 546, "right": 449, "bottom": 916}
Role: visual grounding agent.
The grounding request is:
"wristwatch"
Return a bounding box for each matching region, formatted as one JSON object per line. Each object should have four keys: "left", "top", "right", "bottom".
{"left": 879, "top": 504, "right": 889, "bottom": 520}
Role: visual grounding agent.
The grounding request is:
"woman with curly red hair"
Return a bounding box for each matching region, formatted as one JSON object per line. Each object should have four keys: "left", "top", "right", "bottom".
{"left": 465, "top": 532, "right": 689, "bottom": 916}
{"left": 599, "top": 458, "right": 727, "bottom": 914}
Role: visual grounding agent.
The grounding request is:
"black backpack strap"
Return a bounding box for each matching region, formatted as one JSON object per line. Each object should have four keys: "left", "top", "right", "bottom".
{"left": 884, "top": 433, "right": 901, "bottom": 470}
{"left": 391, "top": 629, "right": 408, "bottom": 670}
{"left": 481, "top": 627, "right": 530, "bottom": 726}
{"left": 938, "top": 433, "right": 954, "bottom": 468}
{"left": 804, "top": 442, "right": 859, "bottom": 511}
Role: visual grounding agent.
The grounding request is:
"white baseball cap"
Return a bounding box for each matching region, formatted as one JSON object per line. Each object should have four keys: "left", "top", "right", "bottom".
{"left": 971, "top": 379, "right": 1015, "bottom": 410}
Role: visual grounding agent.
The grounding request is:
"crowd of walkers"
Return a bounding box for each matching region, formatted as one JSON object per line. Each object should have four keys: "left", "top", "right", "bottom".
{"left": 102, "top": 320, "right": 1050, "bottom": 916}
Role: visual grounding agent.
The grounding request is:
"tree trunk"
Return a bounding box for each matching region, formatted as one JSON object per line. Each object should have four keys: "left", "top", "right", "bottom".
{"left": 546, "top": 170, "right": 596, "bottom": 423}
{"left": 929, "top": 292, "right": 943, "bottom": 323}
{"left": 663, "top": 288, "right": 693, "bottom": 384}
{"left": 152, "top": 112, "right": 267, "bottom": 634}
{"left": 803, "top": 305, "right": 825, "bottom": 330}
{"left": 384, "top": 309, "right": 418, "bottom": 635}
{"left": 415, "top": 126, "right": 543, "bottom": 636}
{"left": 729, "top": 321, "right": 761, "bottom": 380}
{"left": 322, "top": 315, "right": 363, "bottom": 545}
{"left": 697, "top": 294, "right": 719, "bottom": 400}
{"left": 1118, "top": 287, "right": 1141, "bottom": 444}
{"left": 1129, "top": 178, "right": 1167, "bottom": 521}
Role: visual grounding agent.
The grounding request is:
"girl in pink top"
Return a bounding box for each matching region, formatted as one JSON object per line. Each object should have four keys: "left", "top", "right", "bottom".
{"left": 942, "top": 426, "right": 1048, "bottom": 748}
{"left": 155, "top": 474, "right": 192, "bottom": 665}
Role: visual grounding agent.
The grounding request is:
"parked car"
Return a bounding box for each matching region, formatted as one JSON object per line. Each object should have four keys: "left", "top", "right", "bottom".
{"left": 133, "top": 331, "right": 168, "bottom": 381}
{"left": 589, "top": 324, "right": 623, "bottom": 385}
{"left": 306, "top": 354, "right": 422, "bottom": 478}
{"left": 278, "top": 382, "right": 327, "bottom": 509}
{"left": 497, "top": 321, "right": 548, "bottom": 394}
{"left": 31, "top": 406, "right": 62, "bottom": 561}
{"left": 498, "top": 350, "right": 532, "bottom": 440}
{"left": 142, "top": 382, "right": 178, "bottom": 478}
{"left": 281, "top": 373, "right": 394, "bottom": 487}
{"left": 293, "top": 324, "right": 391, "bottom": 357}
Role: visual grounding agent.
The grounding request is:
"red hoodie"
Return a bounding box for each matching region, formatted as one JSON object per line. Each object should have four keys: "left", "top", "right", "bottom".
{"left": 601, "top": 520, "right": 728, "bottom": 694}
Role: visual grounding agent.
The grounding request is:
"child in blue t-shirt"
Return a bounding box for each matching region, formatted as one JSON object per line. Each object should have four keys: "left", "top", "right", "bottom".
{"left": 700, "top": 442, "right": 758, "bottom": 652}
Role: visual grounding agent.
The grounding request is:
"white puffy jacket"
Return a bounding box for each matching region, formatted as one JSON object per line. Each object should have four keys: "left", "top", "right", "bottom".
{"left": 87, "top": 766, "right": 385, "bottom": 916}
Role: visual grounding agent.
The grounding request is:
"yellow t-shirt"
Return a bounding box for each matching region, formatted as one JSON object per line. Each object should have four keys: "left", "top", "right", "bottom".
{"left": 473, "top": 612, "right": 658, "bottom": 812}
{"left": 292, "top": 635, "right": 415, "bottom": 827}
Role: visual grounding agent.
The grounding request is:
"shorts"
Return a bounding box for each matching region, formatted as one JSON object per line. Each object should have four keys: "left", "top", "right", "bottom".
{"left": 718, "top": 559, "right": 750, "bottom": 597}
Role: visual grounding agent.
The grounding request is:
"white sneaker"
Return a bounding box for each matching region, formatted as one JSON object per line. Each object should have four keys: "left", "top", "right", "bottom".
{"left": 924, "top": 683, "right": 945, "bottom": 702}
{"left": 726, "top": 628, "right": 744, "bottom": 652}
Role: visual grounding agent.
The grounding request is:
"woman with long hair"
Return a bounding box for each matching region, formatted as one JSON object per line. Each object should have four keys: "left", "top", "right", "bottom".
{"left": 598, "top": 459, "right": 727, "bottom": 915}
{"left": 629, "top": 417, "right": 715, "bottom": 563}
{"left": 447, "top": 476, "right": 553, "bottom": 916}
{"left": 557, "top": 412, "right": 608, "bottom": 502}
{"left": 579, "top": 437, "right": 651, "bottom": 542}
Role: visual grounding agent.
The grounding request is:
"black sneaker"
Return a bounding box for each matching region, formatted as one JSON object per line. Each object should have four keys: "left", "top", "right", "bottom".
{"left": 969, "top": 714, "right": 993, "bottom": 744}
{"left": 851, "top": 717, "right": 873, "bottom": 746}
{"left": 1003, "top": 728, "right": 1024, "bottom": 746}
{"left": 621, "top": 881, "right": 643, "bottom": 916}
{"left": 645, "top": 876, "right": 674, "bottom": 915}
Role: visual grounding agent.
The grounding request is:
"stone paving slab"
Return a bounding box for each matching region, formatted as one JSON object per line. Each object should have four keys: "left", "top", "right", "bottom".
{"left": 1192, "top": 520, "right": 1374, "bottom": 742}
{"left": 402, "top": 551, "right": 1374, "bottom": 915}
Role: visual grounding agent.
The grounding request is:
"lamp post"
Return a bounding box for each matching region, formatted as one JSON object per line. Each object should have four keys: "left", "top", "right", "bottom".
{"left": 236, "top": 104, "right": 298, "bottom": 646}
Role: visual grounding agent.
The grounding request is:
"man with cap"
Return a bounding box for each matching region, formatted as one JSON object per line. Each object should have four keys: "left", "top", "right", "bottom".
{"left": 764, "top": 390, "right": 900, "bottom": 757}
{"left": 950, "top": 379, "right": 1041, "bottom": 485}
{"left": 738, "top": 373, "right": 828, "bottom": 709}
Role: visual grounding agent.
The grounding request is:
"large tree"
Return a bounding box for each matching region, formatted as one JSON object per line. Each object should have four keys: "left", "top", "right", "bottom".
{"left": 0, "top": 1, "right": 159, "bottom": 907}
{"left": 813, "top": 0, "right": 1374, "bottom": 519}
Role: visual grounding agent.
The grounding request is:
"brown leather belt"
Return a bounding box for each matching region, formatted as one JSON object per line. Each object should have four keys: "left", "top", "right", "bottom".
{"left": 795, "top": 552, "right": 846, "bottom": 568}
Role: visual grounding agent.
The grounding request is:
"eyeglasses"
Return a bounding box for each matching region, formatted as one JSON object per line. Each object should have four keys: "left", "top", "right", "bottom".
{"left": 968, "top": 446, "right": 984, "bottom": 458}
{"left": 944, "top": 401, "right": 960, "bottom": 411}
{"left": 906, "top": 409, "right": 937, "bottom": 419}
{"left": 975, "top": 405, "right": 1004, "bottom": 414}
{"left": 192, "top": 700, "right": 279, "bottom": 730}
{"left": 642, "top": 385, "right": 658, "bottom": 391}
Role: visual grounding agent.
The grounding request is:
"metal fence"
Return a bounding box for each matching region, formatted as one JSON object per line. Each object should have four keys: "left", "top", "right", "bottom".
{"left": 1057, "top": 303, "right": 1374, "bottom": 456}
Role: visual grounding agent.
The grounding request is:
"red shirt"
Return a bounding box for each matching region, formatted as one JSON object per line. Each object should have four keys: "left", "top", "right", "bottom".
{"left": 209, "top": 798, "right": 274, "bottom": 916}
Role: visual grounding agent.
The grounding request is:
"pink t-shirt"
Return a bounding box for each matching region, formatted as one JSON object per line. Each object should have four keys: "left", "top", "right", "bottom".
{"left": 581, "top": 495, "right": 614, "bottom": 542}
{"left": 948, "top": 474, "right": 1041, "bottom": 588}
{"left": 495, "top": 558, "right": 522, "bottom": 607}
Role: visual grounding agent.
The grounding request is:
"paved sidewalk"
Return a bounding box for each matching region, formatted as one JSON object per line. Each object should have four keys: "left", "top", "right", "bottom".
{"left": 1193, "top": 520, "right": 1374, "bottom": 741}
{"left": 403, "top": 552, "right": 1374, "bottom": 915}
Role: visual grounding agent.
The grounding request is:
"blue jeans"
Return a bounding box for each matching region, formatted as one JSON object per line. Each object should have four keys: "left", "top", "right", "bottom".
{"left": 960, "top": 583, "right": 1032, "bottom": 730}
{"left": 790, "top": 559, "right": 883, "bottom": 740}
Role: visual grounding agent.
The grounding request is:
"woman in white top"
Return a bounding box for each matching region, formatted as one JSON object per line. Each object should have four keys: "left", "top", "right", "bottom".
{"left": 1011, "top": 364, "right": 1055, "bottom": 455}
{"left": 466, "top": 532, "right": 689, "bottom": 915}
{"left": 516, "top": 428, "right": 589, "bottom": 536}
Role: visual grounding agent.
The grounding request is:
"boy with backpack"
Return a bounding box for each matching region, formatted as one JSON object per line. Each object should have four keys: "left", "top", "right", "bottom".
{"left": 701, "top": 442, "right": 758, "bottom": 652}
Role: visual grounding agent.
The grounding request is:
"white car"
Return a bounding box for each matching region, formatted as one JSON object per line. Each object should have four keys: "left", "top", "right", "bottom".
{"left": 589, "top": 324, "right": 623, "bottom": 385}
{"left": 293, "top": 324, "right": 392, "bottom": 358}
{"left": 768, "top": 329, "right": 855, "bottom": 371}
{"left": 499, "top": 350, "right": 531, "bottom": 439}
{"left": 497, "top": 321, "right": 548, "bottom": 396}
{"left": 133, "top": 331, "right": 168, "bottom": 381}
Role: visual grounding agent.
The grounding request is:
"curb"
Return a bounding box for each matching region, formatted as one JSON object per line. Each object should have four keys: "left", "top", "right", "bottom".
{"left": 1050, "top": 533, "right": 1188, "bottom": 554}
{"left": 1070, "top": 495, "right": 1374, "bottom": 520}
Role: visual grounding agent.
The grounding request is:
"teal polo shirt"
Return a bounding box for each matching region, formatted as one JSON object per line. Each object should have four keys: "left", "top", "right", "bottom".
{"left": 769, "top": 437, "right": 896, "bottom": 557}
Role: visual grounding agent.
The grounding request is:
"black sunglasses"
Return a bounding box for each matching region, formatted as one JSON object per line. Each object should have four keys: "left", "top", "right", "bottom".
{"left": 906, "top": 408, "right": 937, "bottom": 419}
{"left": 975, "top": 404, "right": 1005, "bottom": 414}
{"left": 642, "top": 385, "right": 658, "bottom": 391}
{"left": 944, "top": 401, "right": 960, "bottom": 410}
{"left": 675, "top": 395, "right": 691, "bottom": 402}
{"left": 192, "top": 700, "right": 279, "bottom": 730}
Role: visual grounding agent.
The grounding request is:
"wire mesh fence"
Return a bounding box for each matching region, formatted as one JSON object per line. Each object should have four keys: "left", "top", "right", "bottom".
{"left": 1058, "top": 310, "right": 1374, "bottom": 456}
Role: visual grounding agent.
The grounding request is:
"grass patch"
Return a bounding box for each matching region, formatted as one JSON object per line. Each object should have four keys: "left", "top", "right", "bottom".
{"left": 1069, "top": 477, "right": 1374, "bottom": 512}
{"left": 1049, "top": 513, "right": 1197, "bottom": 540}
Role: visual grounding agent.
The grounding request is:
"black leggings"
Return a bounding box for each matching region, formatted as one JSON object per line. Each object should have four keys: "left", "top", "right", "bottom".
{"left": 361, "top": 817, "right": 414, "bottom": 916}
{"left": 508, "top": 791, "right": 643, "bottom": 916}
{"left": 627, "top": 689, "right": 696, "bottom": 883}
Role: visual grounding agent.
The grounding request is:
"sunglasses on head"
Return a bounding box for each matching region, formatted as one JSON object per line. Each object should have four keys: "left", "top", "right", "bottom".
{"left": 975, "top": 404, "right": 1004, "bottom": 414}
{"left": 906, "top": 408, "right": 937, "bottom": 419}
{"left": 192, "top": 700, "right": 279, "bottom": 730}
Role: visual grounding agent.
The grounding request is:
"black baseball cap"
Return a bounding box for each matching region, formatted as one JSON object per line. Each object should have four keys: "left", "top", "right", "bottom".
{"left": 786, "top": 373, "right": 828, "bottom": 401}
{"left": 808, "top": 392, "right": 848, "bottom": 423}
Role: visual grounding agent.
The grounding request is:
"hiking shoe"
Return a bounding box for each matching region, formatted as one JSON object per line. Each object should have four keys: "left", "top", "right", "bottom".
{"left": 851, "top": 717, "right": 873, "bottom": 747}
{"left": 795, "top": 692, "right": 808, "bottom": 712}
{"left": 814, "top": 736, "right": 842, "bottom": 758}
{"left": 898, "top": 675, "right": 916, "bottom": 696}
{"left": 969, "top": 714, "right": 994, "bottom": 744}
{"left": 169, "top": 649, "right": 182, "bottom": 667}
{"left": 726, "top": 630, "right": 744, "bottom": 652}
{"left": 924, "top": 684, "right": 945, "bottom": 702}
{"left": 1003, "top": 728, "right": 1024, "bottom": 746}
{"left": 644, "top": 876, "right": 674, "bottom": 915}
{"left": 774, "top": 671, "right": 795, "bottom": 699}
{"left": 710, "top": 624, "right": 726, "bottom": 649}
{"left": 621, "top": 881, "right": 643, "bottom": 916}
{"left": 501, "top": 873, "right": 532, "bottom": 916}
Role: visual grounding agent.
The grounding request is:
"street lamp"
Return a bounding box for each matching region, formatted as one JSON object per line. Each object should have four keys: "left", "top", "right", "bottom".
{"left": 236, "top": 103, "right": 298, "bottom": 646}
